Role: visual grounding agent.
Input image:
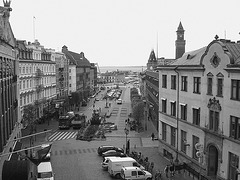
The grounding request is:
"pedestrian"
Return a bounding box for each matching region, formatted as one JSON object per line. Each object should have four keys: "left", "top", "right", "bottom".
{"left": 169, "top": 163, "right": 175, "bottom": 177}
{"left": 164, "top": 165, "right": 169, "bottom": 178}
{"left": 149, "top": 162, "right": 154, "bottom": 173}
{"left": 151, "top": 133, "right": 155, "bottom": 141}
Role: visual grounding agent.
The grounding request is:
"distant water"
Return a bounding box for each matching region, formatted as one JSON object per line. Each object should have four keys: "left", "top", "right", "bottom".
{"left": 99, "top": 66, "right": 147, "bottom": 73}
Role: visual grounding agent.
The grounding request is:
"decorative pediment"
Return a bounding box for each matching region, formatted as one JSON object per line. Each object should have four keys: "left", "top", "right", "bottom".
{"left": 207, "top": 72, "right": 213, "bottom": 77}
{"left": 210, "top": 52, "right": 221, "bottom": 68}
{"left": 207, "top": 97, "right": 221, "bottom": 111}
{"left": 216, "top": 72, "right": 224, "bottom": 77}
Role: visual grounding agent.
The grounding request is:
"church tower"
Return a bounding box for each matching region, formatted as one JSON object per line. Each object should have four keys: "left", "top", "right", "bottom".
{"left": 147, "top": 49, "right": 157, "bottom": 70}
{"left": 175, "top": 22, "right": 186, "bottom": 59}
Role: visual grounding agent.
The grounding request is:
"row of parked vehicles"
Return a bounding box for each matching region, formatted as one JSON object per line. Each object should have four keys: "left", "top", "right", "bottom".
{"left": 98, "top": 145, "right": 152, "bottom": 180}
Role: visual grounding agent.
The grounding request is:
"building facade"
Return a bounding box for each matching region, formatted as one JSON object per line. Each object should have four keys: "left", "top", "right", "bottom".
{"left": 157, "top": 38, "right": 240, "bottom": 180}
{"left": 62, "top": 46, "right": 92, "bottom": 103}
{"left": 140, "top": 22, "right": 184, "bottom": 131}
{"left": 54, "top": 51, "right": 69, "bottom": 98}
{"left": 0, "top": 0, "right": 20, "bottom": 155}
{"left": 17, "top": 40, "right": 56, "bottom": 124}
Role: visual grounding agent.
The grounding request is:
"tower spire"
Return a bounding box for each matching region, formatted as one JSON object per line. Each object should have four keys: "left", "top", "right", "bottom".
{"left": 175, "top": 21, "right": 186, "bottom": 59}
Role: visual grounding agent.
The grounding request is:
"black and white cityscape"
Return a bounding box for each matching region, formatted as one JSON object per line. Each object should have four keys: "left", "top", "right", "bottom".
{"left": 0, "top": 1, "right": 240, "bottom": 180}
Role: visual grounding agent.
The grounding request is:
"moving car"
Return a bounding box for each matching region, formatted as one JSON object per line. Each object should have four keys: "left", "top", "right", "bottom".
{"left": 102, "top": 150, "right": 127, "bottom": 158}
{"left": 98, "top": 145, "right": 124, "bottom": 156}
{"left": 117, "top": 99, "right": 122, "bottom": 104}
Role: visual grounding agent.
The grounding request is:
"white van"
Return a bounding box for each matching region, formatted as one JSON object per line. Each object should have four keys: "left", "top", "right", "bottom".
{"left": 108, "top": 157, "right": 145, "bottom": 178}
{"left": 120, "top": 166, "right": 152, "bottom": 180}
{"left": 102, "top": 156, "right": 120, "bottom": 170}
{"left": 37, "top": 162, "right": 54, "bottom": 180}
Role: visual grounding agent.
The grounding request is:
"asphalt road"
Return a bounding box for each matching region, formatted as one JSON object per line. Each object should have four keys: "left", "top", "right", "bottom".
{"left": 50, "top": 84, "right": 136, "bottom": 180}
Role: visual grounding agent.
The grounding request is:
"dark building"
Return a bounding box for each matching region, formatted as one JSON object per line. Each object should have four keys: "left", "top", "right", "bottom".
{"left": 0, "top": 0, "right": 20, "bottom": 156}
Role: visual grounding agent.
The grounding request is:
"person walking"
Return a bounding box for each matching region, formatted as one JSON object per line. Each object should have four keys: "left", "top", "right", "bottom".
{"left": 151, "top": 133, "right": 155, "bottom": 141}
{"left": 164, "top": 165, "right": 169, "bottom": 178}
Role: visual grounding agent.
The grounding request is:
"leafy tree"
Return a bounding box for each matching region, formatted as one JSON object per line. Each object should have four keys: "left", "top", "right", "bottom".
{"left": 22, "top": 104, "right": 37, "bottom": 145}
{"left": 132, "top": 101, "right": 145, "bottom": 125}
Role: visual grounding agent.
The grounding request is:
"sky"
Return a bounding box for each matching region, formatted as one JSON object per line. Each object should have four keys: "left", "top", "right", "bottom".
{"left": 8, "top": 0, "right": 240, "bottom": 66}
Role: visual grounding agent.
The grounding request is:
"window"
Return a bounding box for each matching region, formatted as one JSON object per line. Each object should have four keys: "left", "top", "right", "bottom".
{"left": 69, "top": 76, "right": 71, "bottom": 80}
{"left": 23, "top": 80, "right": 25, "bottom": 89}
{"left": 131, "top": 171, "right": 137, "bottom": 176}
{"left": 180, "top": 104, "right": 187, "bottom": 120}
{"left": 171, "top": 127, "right": 176, "bottom": 147}
{"left": 193, "top": 77, "right": 201, "bottom": 94}
{"left": 228, "top": 152, "right": 239, "bottom": 180}
{"left": 193, "top": 108, "right": 200, "bottom": 126}
{"left": 20, "top": 98, "right": 22, "bottom": 106}
{"left": 19, "top": 81, "right": 22, "bottom": 90}
{"left": 138, "top": 171, "right": 144, "bottom": 175}
{"left": 209, "top": 110, "right": 219, "bottom": 132}
{"left": 19, "top": 67, "right": 21, "bottom": 74}
{"left": 181, "top": 130, "right": 187, "bottom": 153}
{"left": 23, "top": 67, "right": 25, "bottom": 74}
{"left": 207, "top": 77, "right": 213, "bottom": 95}
{"left": 217, "top": 78, "right": 223, "bottom": 97}
{"left": 192, "top": 135, "right": 199, "bottom": 160}
{"left": 170, "top": 101, "right": 176, "bottom": 116}
{"left": 69, "top": 84, "right": 72, "bottom": 87}
{"left": 181, "top": 76, "right": 188, "bottom": 91}
{"left": 231, "top": 80, "right": 240, "bottom": 100}
{"left": 162, "top": 99, "right": 167, "bottom": 113}
{"left": 162, "top": 122, "right": 167, "bottom": 141}
{"left": 230, "top": 116, "right": 240, "bottom": 140}
{"left": 26, "top": 80, "right": 29, "bottom": 88}
{"left": 162, "top": 75, "right": 167, "bottom": 88}
{"left": 171, "top": 75, "right": 176, "bottom": 90}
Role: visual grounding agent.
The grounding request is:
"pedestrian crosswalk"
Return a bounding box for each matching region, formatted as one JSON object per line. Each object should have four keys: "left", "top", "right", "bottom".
{"left": 52, "top": 148, "right": 97, "bottom": 156}
{"left": 48, "top": 130, "right": 78, "bottom": 142}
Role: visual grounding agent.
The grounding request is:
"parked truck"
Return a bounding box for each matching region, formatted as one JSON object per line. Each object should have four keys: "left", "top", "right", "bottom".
{"left": 108, "top": 157, "right": 145, "bottom": 178}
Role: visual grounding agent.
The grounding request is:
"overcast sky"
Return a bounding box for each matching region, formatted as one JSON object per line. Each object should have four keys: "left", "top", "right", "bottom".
{"left": 9, "top": 0, "right": 240, "bottom": 66}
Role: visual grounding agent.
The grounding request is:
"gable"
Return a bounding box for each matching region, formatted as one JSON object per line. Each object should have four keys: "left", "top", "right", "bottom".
{"left": 0, "top": 11, "right": 15, "bottom": 47}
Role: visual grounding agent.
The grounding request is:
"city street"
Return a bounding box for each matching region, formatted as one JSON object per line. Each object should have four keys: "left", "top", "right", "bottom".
{"left": 50, "top": 84, "right": 140, "bottom": 180}
{"left": 17, "top": 84, "right": 193, "bottom": 180}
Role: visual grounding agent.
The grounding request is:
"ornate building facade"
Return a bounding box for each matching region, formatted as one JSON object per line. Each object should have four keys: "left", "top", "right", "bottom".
{"left": 157, "top": 38, "right": 240, "bottom": 180}
{"left": 17, "top": 40, "right": 56, "bottom": 124}
{"left": 0, "top": 0, "right": 20, "bottom": 157}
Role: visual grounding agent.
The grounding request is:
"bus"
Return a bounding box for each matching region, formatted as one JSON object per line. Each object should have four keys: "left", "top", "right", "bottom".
{"left": 58, "top": 115, "right": 74, "bottom": 129}
{"left": 71, "top": 113, "right": 86, "bottom": 129}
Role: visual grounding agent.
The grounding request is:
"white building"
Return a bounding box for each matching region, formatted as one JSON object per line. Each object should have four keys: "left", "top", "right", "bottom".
{"left": 17, "top": 40, "right": 56, "bottom": 122}
{"left": 157, "top": 38, "right": 240, "bottom": 180}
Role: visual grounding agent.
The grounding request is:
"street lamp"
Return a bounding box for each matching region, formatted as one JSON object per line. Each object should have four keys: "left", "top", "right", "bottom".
{"left": 143, "top": 99, "right": 147, "bottom": 131}
{"left": 124, "top": 127, "right": 129, "bottom": 154}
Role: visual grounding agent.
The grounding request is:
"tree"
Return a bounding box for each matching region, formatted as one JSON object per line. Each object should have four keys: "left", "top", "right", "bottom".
{"left": 22, "top": 104, "right": 37, "bottom": 146}
{"left": 132, "top": 101, "right": 145, "bottom": 126}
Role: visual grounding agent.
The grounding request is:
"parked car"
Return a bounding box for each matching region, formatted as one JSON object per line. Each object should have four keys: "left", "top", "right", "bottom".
{"left": 102, "top": 150, "right": 127, "bottom": 158}
{"left": 120, "top": 166, "right": 152, "bottom": 180}
{"left": 98, "top": 145, "right": 124, "bottom": 156}
{"left": 117, "top": 99, "right": 122, "bottom": 104}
